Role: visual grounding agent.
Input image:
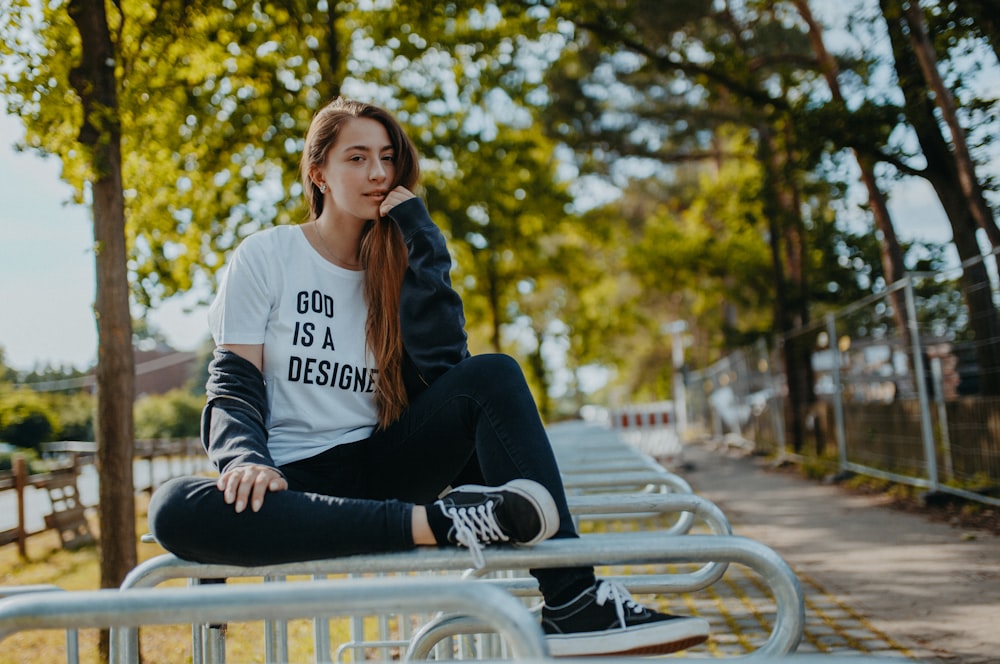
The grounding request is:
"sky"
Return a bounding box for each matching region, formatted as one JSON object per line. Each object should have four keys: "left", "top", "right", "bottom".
{"left": 0, "top": 106, "right": 958, "bottom": 372}
{"left": 0, "top": 109, "right": 211, "bottom": 371}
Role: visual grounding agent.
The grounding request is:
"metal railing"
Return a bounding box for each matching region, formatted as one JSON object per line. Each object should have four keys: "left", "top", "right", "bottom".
{"left": 114, "top": 528, "right": 802, "bottom": 661}
{"left": 124, "top": 535, "right": 802, "bottom": 659}
{"left": 1, "top": 420, "right": 803, "bottom": 662}
{"left": 0, "top": 585, "right": 78, "bottom": 664}
{"left": 1, "top": 577, "right": 548, "bottom": 663}
{"left": 686, "top": 248, "right": 1000, "bottom": 508}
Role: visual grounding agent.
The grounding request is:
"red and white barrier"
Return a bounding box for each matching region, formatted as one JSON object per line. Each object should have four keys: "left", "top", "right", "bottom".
{"left": 609, "top": 401, "right": 682, "bottom": 466}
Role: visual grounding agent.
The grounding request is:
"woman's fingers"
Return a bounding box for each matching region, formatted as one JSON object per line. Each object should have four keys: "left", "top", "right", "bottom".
{"left": 216, "top": 465, "right": 287, "bottom": 513}
{"left": 380, "top": 186, "right": 415, "bottom": 217}
{"left": 249, "top": 469, "right": 288, "bottom": 512}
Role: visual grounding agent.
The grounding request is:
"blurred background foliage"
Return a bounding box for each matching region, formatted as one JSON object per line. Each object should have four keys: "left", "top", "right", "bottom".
{"left": 0, "top": 0, "right": 997, "bottom": 424}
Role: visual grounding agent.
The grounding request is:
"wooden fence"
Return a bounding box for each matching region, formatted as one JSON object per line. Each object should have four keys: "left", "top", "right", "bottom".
{"left": 0, "top": 454, "right": 92, "bottom": 557}
{"left": 0, "top": 438, "right": 204, "bottom": 556}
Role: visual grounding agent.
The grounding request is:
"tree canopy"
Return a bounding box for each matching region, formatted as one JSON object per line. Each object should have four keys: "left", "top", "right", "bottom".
{"left": 2, "top": 0, "right": 997, "bottom": 411}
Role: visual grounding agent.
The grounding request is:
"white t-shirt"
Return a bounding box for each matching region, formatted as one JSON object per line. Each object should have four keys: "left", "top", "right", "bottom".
{"left": 208, "top": 225, "right": 377, "bottom": 466}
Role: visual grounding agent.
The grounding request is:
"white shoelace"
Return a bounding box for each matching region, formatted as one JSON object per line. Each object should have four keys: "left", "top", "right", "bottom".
{"left": 445, "top": 500, "right": 509, "bottom": 569}
{"left": 595, "top": 580, "right": 645, "bottom": 629}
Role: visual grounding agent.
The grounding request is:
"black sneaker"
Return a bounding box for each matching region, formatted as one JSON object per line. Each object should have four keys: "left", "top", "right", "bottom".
{"left": 542, "top": 580, "right": 710, "bottom": 657}
{"left": 434, "top": 479, "right": 560, "bottom": 567}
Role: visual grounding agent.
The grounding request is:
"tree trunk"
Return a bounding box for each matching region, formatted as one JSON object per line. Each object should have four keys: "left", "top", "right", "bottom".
{"left": 756, "top": 123, "right": 808, "bottom": 453}
{"left": 793, "top": 0, "right": 912, "bottom": 351}
{"left": 883, "top": 0, "right": 1000, "bottom": 395}
{"left": 526, "top": 330, "right": 553, "bottom": 420}
{"left": 67, "top": 0, "right": 136, "bottom": 658}
{"left": 322, "top": 3, "right": 342, "bottom": 99}
{"left": 902, "top": 0, "right": 1000, "bottom": 251}
{"left": 487, "top": 252, "right": 503, "bottom": 352}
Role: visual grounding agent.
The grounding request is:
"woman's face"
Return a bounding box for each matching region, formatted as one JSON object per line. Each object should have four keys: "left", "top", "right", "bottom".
{"left": 315, "top": 117, "right": 396, "bottom": 223}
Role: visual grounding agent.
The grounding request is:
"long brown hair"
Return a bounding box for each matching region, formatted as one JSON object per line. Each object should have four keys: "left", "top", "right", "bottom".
{"left": 300, "top": 98, "right": 420, "bottom": 428}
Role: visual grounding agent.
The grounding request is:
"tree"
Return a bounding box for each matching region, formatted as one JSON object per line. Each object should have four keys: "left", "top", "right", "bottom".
{"left": 515, "top": 0, "right": 1000, "bottom": 430}
{"left": 6, "top": 0, "right": 349, "bottom": 311}
{"left": 933, "top": 1, "right": 1000, "bottom": 90}
{"left": 613, "top": 140, "right": 775, "bottom": 380}
{"left": 902, "top": 1, "right": 1000, "bottom": 250}
{"left": 0, "top": 387, "right": 58, "bottom": 449}
{"left": 134, "top": 389, "right": 202, "bottom": 439}
{"left": 880, "top": 0, "right": 1000, "bottom": 394}
{"left": 425, "top": 128, "right": 573, "bottom": 357}
{"left": 533, "top": 0, "right": 841, "bottom": 448}
{"left": 66, "top": 2, "right": 137, "bottom": 659}
{"left": 0, "top": 0, "right": 619, "bottom": 428}
{"left": 359, "top": 4, "right": 580, "bottom": 357}
{"left": 791, "top": 0, "right": 910, "bottom": 350}
{"left": 0, "top": 349, "right": 18, "bottom": 385}
{"left": 9, "top": 0, "right": 994, "bottom": 439}
{"left": 13, "top": 365, "right": 97, "bottom": 443}
{"left": 117, "top": 0, "right": 345, "bottom": 308}
{"left": 2, "top": 2, "right": 136, "bottom": 656}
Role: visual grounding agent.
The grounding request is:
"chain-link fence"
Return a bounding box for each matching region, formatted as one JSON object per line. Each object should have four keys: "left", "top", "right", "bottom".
{"left": 685, "top": 248, "right": 1000, "bottom": 508}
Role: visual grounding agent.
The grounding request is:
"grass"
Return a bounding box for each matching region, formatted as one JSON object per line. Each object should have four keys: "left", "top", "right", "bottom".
{"left": 0, "top": 494, "right": 357, "bottom": 663}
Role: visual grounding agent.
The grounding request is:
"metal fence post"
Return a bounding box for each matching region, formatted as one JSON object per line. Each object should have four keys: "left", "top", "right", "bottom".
{"left": 826, "top": 314, "right": 848, "bottom": 471}
{"left": 903, "top": 276, "right": 939, "bottom": 493}
{"left": 929, "top": 356, "right": 955, "bottom": 481}
{"left": 768, "top": 339, "right": 787, "bottom": 456}
{"left": 666, "top": 321, "right": 689, "bottom": 441}
{"left": 263, "top": 575, "right": 288, "bottom": 664}
{"left": 13, "top": 455, "right": 27, "bottom": 558}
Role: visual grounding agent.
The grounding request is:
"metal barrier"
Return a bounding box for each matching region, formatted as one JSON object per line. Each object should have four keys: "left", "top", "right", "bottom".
{"left": 117, "top": 421, "right": 776, "bottom": 662}
{"left": 685, "top": 250, "right": 1000, "bottom": 509}
{"left": 555, "top": 438, "right": 674, "bottom": 472}
{"left": 1, "top": 577, "right": 547, "bottom": 663}
{"left": 113, "top": 530, "right": 802, "bottom": 661}
{"left": 118, "top": 492, "right": 731, "bottom": 662}
{"left": 331, "top": 491, "right": 733, "bottom": 662}
{"left": 551, "top": 420, "right": 701, "bottom": 534}
{"left": 351, "top": 490, "right": 732, "bottom": 662}
{"left": 103, "top": 420, "right": 799, "bottom": 662}
{"left": 0, "top": 585, "right": 78, "bottom": 664}
{"left": 564, "top": 469, "right": 692, "bottom": 494}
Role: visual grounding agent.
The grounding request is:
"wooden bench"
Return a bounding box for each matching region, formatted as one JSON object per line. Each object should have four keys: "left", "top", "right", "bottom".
{"left": 39, "top": 467, "right": 94, "bottom": 551}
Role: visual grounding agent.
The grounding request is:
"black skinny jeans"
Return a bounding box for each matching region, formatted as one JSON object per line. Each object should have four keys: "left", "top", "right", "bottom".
{"left": 148, "top": 353, "right": 594, "bottom": 600}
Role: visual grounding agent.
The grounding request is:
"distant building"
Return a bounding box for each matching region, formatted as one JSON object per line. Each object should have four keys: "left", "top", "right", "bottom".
{"left": 22, "top": 345, "right": 202, "bottom": 396}
{"left": 133, "top": 346, "right": 201, "bottom": 398}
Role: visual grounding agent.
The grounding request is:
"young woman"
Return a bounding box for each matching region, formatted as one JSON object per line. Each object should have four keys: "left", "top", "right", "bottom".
{"left": 149, "top": 97, "right": 709, "bottom": 657}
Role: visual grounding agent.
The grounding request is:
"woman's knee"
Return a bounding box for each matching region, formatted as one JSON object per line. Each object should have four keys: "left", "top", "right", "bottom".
{"left": 461, "top": 353, "right": 527, "bottom": 391}
{"left": 148, "top": 476, "right": 216, "bottom": 550}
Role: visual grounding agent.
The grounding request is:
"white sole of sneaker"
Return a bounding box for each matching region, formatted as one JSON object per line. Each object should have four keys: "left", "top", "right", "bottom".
{"left": 545, "top": 616, "right": 710, "bottom": 657}
{"left": 453, "top": 479, "right": 560, "bottom": 545}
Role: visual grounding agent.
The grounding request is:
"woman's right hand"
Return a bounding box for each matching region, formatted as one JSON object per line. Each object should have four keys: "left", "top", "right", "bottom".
{"left": 380, "top": 186, "right": 416, "bottom": 217}
{"left": 217, "top": 464, "right": 288, "bottom": 513}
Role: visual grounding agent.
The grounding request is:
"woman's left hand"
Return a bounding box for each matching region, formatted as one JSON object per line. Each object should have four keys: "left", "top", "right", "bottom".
{"left": 380, "top": 186, "right": 416, "bottom": 217}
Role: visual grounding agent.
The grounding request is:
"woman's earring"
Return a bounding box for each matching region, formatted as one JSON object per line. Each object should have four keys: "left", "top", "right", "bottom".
{"left": 319, "top": 184, "right": 328, "bottom": 193}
